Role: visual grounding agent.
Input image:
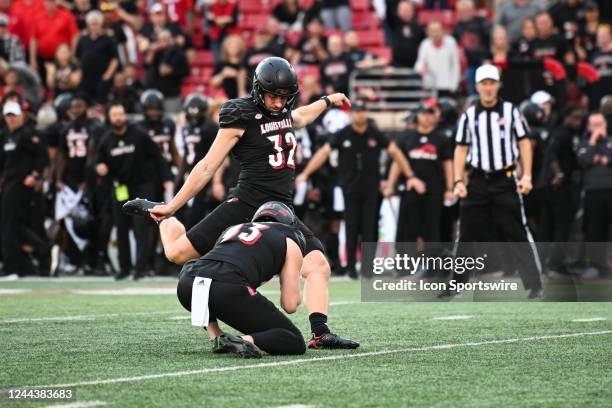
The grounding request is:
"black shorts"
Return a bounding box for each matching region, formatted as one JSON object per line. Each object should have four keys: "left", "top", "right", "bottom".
{"left": 176, "top": 260, "right": 305, "bottom": 355}
{"left": 186, "top": 197, "right": 325, "bottom": 256}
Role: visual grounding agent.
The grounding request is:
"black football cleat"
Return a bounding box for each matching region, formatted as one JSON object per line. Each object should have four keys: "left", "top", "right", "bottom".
{"left": 527, "top": 288, "right": 544, "bottom": 299}
{"left": 122, "top": 198, "right": 162, "bottom": 218}
{"left": 437, "top": 288, "right": 461, "bottom": 299}
{"left": 308, "top": 333, "right": 360, "bottom": 349}
{"left": 212, "top": 333, "right": 263, "bottom": 358}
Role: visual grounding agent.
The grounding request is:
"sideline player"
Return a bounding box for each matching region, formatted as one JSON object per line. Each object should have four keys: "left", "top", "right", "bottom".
{"left": 124, "top": 57, "right": 366, "bottom": 348}
{"left": 177, "top": 202, "right": 307, "bottom": 358}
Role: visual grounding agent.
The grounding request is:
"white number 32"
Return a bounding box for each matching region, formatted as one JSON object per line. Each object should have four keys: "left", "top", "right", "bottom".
{"left": 267, "top": 132, "right": 297, "bottom": 170}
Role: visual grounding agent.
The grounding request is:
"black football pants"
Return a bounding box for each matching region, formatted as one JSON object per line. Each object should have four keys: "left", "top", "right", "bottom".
{"left": 453, "top": 171, "right": 543, "bottom": 291}
{"left": 177, "top": 264, "right": 306, "bottom": 355}
{"left": 112, "top": 182, "right": 157, "bottom": 274}
{"left": 343, "top": 190, "right": 379, "bottom": 275}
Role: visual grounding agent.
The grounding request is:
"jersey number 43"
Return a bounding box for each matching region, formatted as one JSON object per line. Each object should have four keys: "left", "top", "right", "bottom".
{"left": 267, "top": 133, "right": 297, "bottom": 170}
{"left": 220, "top": 223, "right": 271, "bottom": 245}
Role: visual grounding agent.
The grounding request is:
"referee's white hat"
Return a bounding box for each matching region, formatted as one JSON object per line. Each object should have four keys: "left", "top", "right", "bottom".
{"left": 475, "top": 64, "right": 500, "bottom": 83}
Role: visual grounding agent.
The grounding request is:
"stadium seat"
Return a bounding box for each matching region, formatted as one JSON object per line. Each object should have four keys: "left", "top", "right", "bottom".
{"left": 350, "top": 0, "right": 370, "bottom": 11}
{"left": 243, "top": 14, "right": 269, "bottom": 31}
{"left": 181, "top": 83, "right": 207, "bottom": 98}
{"left": 366, "top": 46, "right": 392, "bottom": 61}
{"left": 193, "top": 51, "right": 215, "bottom": 67}
{"left": 299, "top": 0, "right": 314, "bottom": 9}
{"left": 190, "top": 66, "right": 214, "bottom": 82}
{"left": 356, "top": 30, "right": 385, "bottom": 47}
{"left": 417, "top": 10, "right": 456, "bottom": 30}
{"left": 352, "top": 11, "right": 380, "bottom": 29}
{"left": 240, "top": 0, "right": 268, "bottom": 14}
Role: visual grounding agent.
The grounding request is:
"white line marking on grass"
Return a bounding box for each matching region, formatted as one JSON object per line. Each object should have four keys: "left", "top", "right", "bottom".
{"left": 272, "top": 405, "right": 314, "bottom": 408}
{"left": 1, "top": 311, "right": 177, "bottom": 324}
{"left": 0, "top": 289, "right": 32, "bottom": 295}
{"left": 44, "top": 400, "right": 106, "bottom": 408}
{"left": 571, "top": 317, "right": 608, "bottom": 322}
{"left": 28, "top": 330, "right": 612, "bottom": 389}
{"left": 432, "top": 315, "right": 474, "bottom": 321}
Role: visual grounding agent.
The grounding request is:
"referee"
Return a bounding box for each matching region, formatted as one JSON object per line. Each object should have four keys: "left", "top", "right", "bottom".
{"left": 445, "top": 64, "right": 543, "bottom": 299}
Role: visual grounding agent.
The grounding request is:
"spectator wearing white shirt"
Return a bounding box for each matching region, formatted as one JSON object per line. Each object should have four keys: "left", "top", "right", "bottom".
{"left": 414, "top": 20, "right": 461, "bottom": 96}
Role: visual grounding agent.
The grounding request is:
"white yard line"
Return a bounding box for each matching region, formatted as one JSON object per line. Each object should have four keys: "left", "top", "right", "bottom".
{"left": 0, "top": 289, "right": 32, "bottom": 295}
{"left": 432, "top": 315, "right": 474, "bottom": 321}
{"left": 44, "top": 400, "right": 106, "bottom": 408}
{"left": 27, "top": 329, "right": 612, "bottom": 389}
{"left": 571, "top": 317, "right": 608, "bottom": 322}
{"left": 271, "top": 405, "right": 314, "bottom": 408}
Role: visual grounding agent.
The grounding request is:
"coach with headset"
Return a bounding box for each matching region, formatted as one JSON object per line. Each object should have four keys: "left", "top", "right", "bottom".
{"left": 442, "top": 64, "right": 544, "bottom": 299}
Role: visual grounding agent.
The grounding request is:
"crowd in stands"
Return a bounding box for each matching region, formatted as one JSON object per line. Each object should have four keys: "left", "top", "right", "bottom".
{"left": 1, "top": 0, "right": 612, "bottom": 279}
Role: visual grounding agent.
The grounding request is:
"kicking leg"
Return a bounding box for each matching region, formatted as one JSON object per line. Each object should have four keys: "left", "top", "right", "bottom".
{"left": 159, "top": 217, "right": 200, "bottom": 264}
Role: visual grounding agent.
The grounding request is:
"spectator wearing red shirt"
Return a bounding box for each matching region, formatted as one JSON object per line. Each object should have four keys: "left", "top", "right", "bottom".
{"left": 7, "top": 0, "right": 42, "bottom": 48}
{"left": 29, "top": 0, "right": 79, "bottom": 83}
{"left": 159, "top": 0, "right": 193, "bottom": 30}
{"left": 206, "top": 0, "right": 239, "bottom": 59}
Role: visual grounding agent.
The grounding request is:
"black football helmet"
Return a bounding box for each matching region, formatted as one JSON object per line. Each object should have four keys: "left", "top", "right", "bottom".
{"left": 252, "top": 201, "right": 297, "bottom": 226}
{"left": 519, "top": 100, "right": 545, "bottom": 127}
{"left": 141, "top": 89, "right": 164, "bottom": 121}
{"left": 251, "top": 57, "right": 299, "bottom": 117}
{"left": 438, "top": 97, "right": 459, "bottom": 126}
{"left": 183, "top": 92, "right": 208, "bottom": 125}
{"left": 54, "top": 93, "right": 73, "bottom": 121}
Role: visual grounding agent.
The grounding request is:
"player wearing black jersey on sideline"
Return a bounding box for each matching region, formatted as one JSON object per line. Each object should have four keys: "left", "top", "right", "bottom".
{"left": 137, "top": 89, "right": 180, "bottom": 203}
{"left": 177, "top": 201, "right": 307, "bottom": 358}
{"left": 178, "top": 93, "right": 222, "bottom": 228}
{"left": 124, "top": 56, "right": 382, "bottom": 349}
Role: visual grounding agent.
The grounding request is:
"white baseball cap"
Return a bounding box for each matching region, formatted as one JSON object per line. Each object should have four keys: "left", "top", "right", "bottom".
{"left": 3, "top": 100, "right": 22, "bottom": 116}
{"left": 475, "top": 64, "right": 500, "bottom": 83}
{"left": 150, "top": 3, "right": 164, "bottom": 14}
{"left": 530, "top": 90, "right": 553, "bottom": 105}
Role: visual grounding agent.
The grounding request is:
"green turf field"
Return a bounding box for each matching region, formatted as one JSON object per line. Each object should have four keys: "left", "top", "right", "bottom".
{"left": 1, "top": 278, "right": 611, "bottom": 407}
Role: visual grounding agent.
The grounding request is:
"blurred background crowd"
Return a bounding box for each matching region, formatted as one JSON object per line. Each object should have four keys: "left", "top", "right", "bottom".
{"left": 1, "top": 0, "right": 612, "bottom": 280}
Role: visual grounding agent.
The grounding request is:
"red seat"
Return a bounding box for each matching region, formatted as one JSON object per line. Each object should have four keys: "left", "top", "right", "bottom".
{"left": 240, "top": 0, "right": 267, "bottom": 14}
{"left": 366, "top": 46, "right": 392, "bottom": 61}
{"left": 242, "top": 14, "right": 269, "bottom": 30}
{"left": 190, "top": 66, "right": 214, "bottom": 80}
{"left": 350, "top": 0, "right": 369, "bottom": 11}
{"left": 193, "top": 51, "right": 215, "bottom": 67}
{"left": 356, "top": 29, "right": 385, "bottom": 47}
{"left": 181, "top": 84, "right": 207, "bottom": 99}
{"left": 417, "top": 10, "right": 456, "bottom": 30}
{"left": 299, "top": 0, "right": 314, "bottom": 9}
{"left": 352, "top": 11, "right": 380, "bottom": 29}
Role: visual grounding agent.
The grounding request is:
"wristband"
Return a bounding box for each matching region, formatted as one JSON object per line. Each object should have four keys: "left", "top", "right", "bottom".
{"left": 320, "top": 95, "right": 331, "bottom": 108}
{"left": 454, "top": 180, "right": 465, "bottom": 187}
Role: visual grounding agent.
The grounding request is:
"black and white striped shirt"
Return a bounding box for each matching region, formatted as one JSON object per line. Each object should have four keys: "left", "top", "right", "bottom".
{"left": 455, "top": 99, "right": 528, "bottom": 171}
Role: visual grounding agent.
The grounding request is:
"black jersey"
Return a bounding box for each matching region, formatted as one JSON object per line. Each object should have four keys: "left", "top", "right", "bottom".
{"left": 59, "top": 118, "right": 102, "bottom": 186}
{"left": 197, "top": 222, "right": 304, "bottom": 288}
{"left": 219, "top": 96, "right": 297, "bottom": 207}
{"left": 181, "top": 120, "right": 218, "bottom": 174}
{"left": 138, "top": 118, "right": 176, "bottom": 165}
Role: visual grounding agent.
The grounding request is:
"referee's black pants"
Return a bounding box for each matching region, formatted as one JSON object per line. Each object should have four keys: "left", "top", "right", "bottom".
{"left": 177, "top": 262, "right": 306, "bottom": 355}
{"left": 112, "top": 182, "right": 157, "bottom": 275}
{"left": 454, "top": 171, "right": 542, "bottom": 291}
{"left": 343, "top": 190, "right": 379, "bottom": 275}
